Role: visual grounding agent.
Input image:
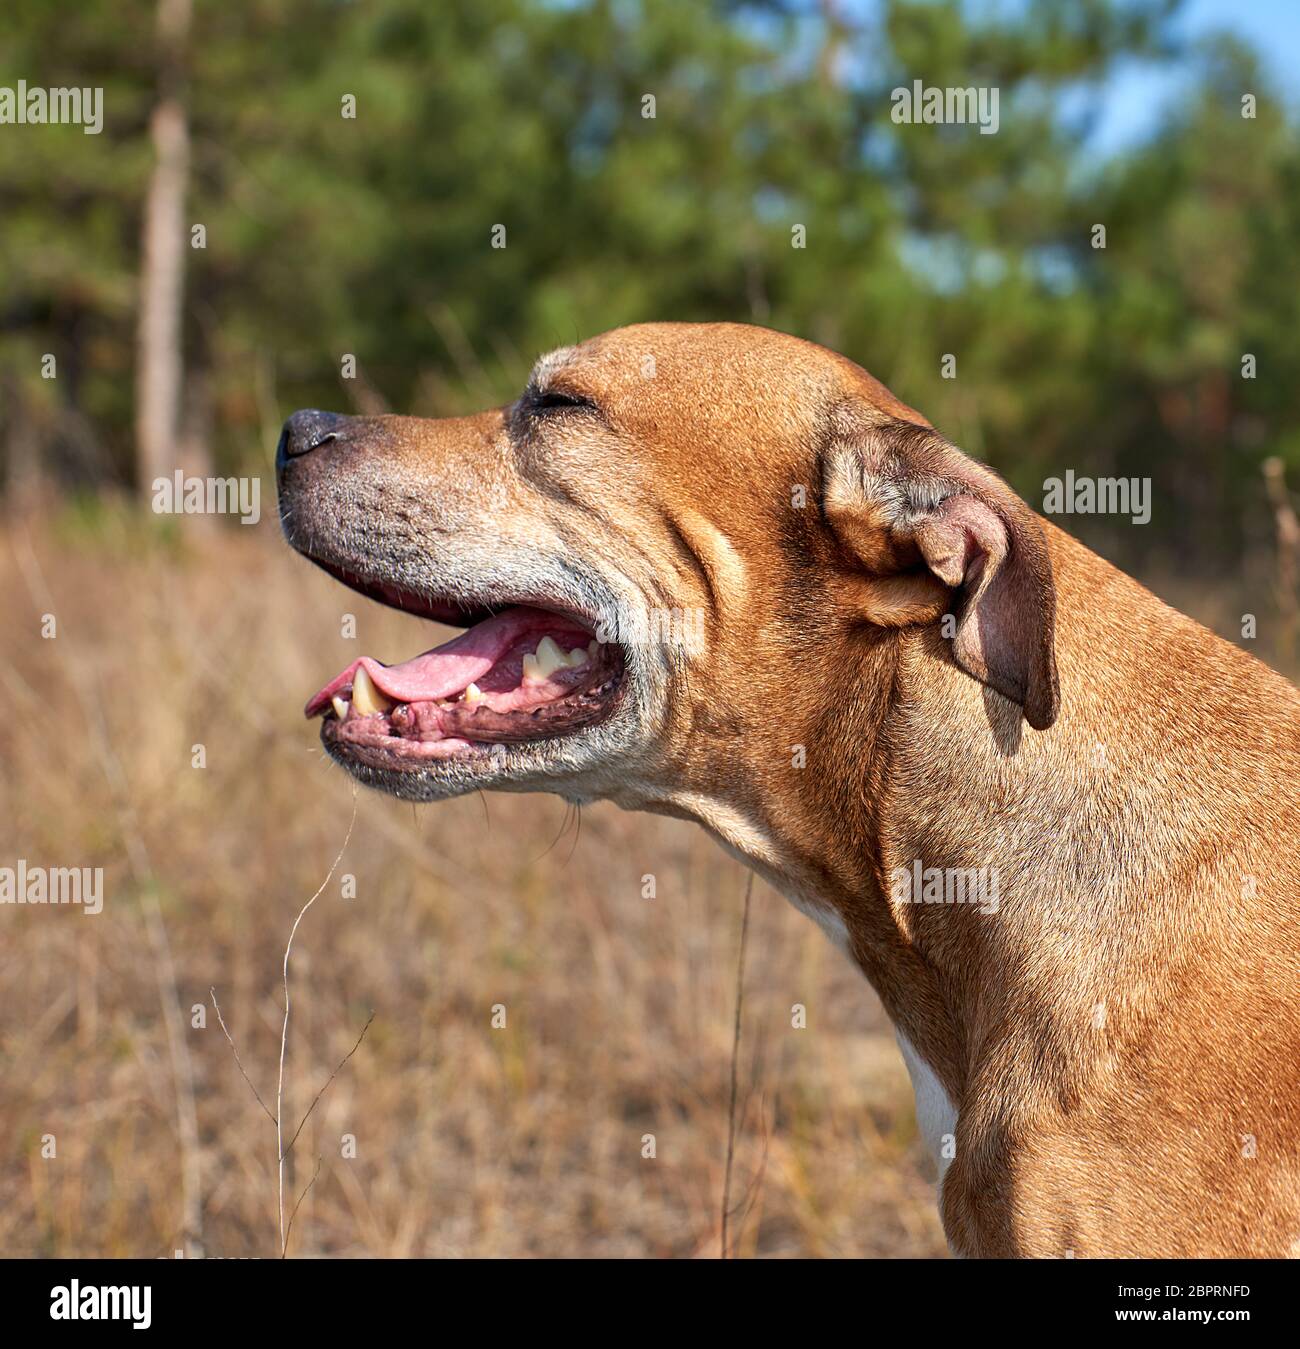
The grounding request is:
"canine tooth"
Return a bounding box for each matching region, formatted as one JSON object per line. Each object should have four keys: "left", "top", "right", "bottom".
{"left": 464, "top": 682, "right": 483, "bottom": 703}
{"left": 524, "top": 637, "right": 572, "bottom": 683}
{"left": 588, "top": 640, "right": 598, "bottom": 657}
{"left": 331, "top": 695, "right": 349, "bottom": 720}
{"left": 535, "top": 635, "right": 569, "bottom": 678}
{"left": 566, "top": 647, "right": 588, "bottom": 667}
{"left": 351, "top": 665, "right": 393, "bottom": 716}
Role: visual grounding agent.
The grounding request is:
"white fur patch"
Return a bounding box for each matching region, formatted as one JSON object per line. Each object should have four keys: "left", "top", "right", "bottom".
{"left": 782, "top": 890, "right": 960, "bottom": 1208}
{"left": 783, "top": 888, "right": 853, "bottom": 957}
{"left": 895, "top": 1029, "right": 958, "bottom": 1187}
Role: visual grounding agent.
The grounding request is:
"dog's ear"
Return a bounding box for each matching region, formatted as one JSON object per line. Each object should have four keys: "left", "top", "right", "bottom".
{"left": 822, "top": 416, "right": 1060, "bottom": 730}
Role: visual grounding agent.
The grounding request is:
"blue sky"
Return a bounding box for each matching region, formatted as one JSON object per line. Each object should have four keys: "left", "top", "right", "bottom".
{"left": 817, "top": 0, "right": 1299, "bottom": 155}
{"left": 1089, "top": 0, "right": 1300, "bottom": 154}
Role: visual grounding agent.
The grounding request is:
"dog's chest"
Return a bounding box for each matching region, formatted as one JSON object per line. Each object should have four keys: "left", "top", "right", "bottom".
{"left": 895, "top": 1029, "right": 958, "bottom": 1184}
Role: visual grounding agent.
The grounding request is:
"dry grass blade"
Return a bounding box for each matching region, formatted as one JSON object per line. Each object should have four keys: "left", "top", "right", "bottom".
{"left": 282, "top": 1155, "right": 323, "bottom": 1259}
{"left": 277, "top": 794, "right": 359, "bottom": 1251}
{"left": 210, "top": 987, "right": 275, "bottom": 1125}
{"left": 209, "top": 793, "right": 368, "bottom": 1255}
{"left": 281, "top": 1011, "right": 375, "bottom": 1161}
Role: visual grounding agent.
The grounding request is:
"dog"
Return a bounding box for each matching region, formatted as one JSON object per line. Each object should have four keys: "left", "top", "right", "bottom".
{"left": 276, "top": 321, "right": 1300, "bottom": 1258}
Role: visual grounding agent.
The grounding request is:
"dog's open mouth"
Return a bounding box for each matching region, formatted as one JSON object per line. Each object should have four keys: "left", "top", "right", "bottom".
{"left": 304, "top": 571, "right": 625, "bottom": 770}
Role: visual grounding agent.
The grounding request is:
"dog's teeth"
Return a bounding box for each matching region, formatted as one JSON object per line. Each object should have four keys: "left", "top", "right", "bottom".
{"left": 538, "top": 636, "right": 571, "bottom": 677}
{"left": 331, "top": 695, "right": 349, "bottom": 720}
{"left": 525, "top": 635, "right": 595, "bottom": 683}
{"left": 523, "top": 636, "right": 570, "bottom": 683}
{"left": 588, "top": 640, "right": 598, "bottom": 657}
{"left": 464, "top": 682, "right": 483, "bottom": 703}
{"left": 351, "top": 665, "right": 393, "bottom": 716}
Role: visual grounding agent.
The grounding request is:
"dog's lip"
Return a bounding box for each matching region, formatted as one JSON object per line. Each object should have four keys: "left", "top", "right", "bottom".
{"left": 297, "top": 549, "right": 600, "bottom": 636}
{"left": 303, "top": 555, "right": 501, "bottom": 629}
{"left": 320, "top": 651, "right": 626, "bottom": 766}
{"left": 322, "top": 729, "right": 491, "bottom": 768}
{"left": 321, "top": 671, "right": 629, "bottom": 774}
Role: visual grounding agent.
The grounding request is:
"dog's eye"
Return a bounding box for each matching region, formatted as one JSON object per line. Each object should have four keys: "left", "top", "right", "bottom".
{"left": 531, "top": 389, "right": 595, "bottom": 414}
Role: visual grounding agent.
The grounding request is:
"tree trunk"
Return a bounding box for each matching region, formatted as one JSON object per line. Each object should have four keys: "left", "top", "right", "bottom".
{"left": 3, "top": 376, "right": 46, "bottom": 515}
{"left": 134, "top": 0, "right": 193, "bottom": 498}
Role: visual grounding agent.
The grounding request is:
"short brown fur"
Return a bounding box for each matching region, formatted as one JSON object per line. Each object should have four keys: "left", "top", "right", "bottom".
{"left": 281, "top": 322, "right": 1300, "bottom": 1257}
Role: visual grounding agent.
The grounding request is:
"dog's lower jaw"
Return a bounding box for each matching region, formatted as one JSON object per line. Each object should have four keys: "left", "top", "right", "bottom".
{"left": 318, "top": 670, "right": 655, "bottom": 803}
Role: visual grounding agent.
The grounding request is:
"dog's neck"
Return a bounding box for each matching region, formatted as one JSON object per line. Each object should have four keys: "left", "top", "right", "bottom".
{"left": 682, "top": 530, "right": 1295, "bottom": 1127}
{"left": 635, "top": 641, "right": 994, "bottom": 1105}
{"left": 642, "top": 533, "right": 1155, "bottom": 1108}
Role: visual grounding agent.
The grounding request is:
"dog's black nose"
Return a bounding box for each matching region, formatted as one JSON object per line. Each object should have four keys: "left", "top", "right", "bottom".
{"left": 277, "top": 410, "right": 347, "bottom": 469}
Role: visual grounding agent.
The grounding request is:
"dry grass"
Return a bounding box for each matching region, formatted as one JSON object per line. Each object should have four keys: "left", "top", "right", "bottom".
{"left": 0, "top": 506, "right": 946, "bottom": 1258}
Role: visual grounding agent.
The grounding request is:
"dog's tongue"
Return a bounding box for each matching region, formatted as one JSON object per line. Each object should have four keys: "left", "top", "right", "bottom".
{"left": 304, "top": 606, "right": 553, "bottom": 717}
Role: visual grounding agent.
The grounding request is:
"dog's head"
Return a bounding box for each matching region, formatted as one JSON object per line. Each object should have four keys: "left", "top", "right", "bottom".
{"left": 277, "top": 322, "right": 1057, "bottom": 814}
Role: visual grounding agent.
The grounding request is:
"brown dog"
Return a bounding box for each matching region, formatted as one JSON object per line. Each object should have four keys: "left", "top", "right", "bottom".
{"left": 276, "top": 322, "right": 1300, "bottom": 1258}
